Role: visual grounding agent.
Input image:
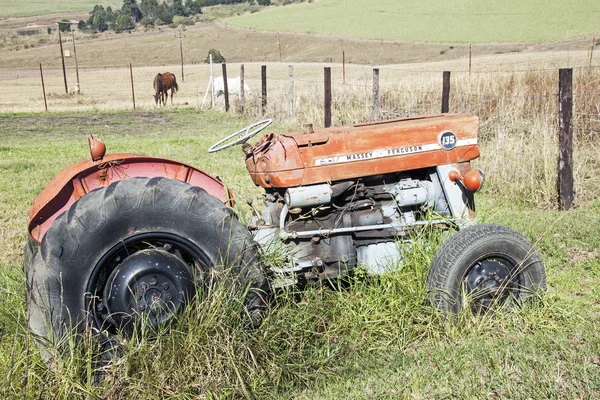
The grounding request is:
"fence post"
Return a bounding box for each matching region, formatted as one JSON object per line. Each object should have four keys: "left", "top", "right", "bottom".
{"left": 210, "top": 54, "right": 215, "bottom": 107}
{"left": 40, "top": 63, "right": 48, "bottom": 112}
{"left": 342, "top": 51, "right": 346, "bottom": 85}
{"left": 261, "top": 65, "right": 267, "bottom": 115}
{"left": 240, "top": 64, "right": 245, "bottom": 114}
{"left": 558, "top": 68, "right": 574, "bottom": 210}
{"left": 441, "top": 71, "right": 451, "bottom": 113}
{"left": 222, "top": 63, "right": 229, "bottom": 112}
{"left": 372, "top": 68, "right": 380, "bottom": 121}
{"left": 129, "top": 63, "right": 136, "bottom": 110}
{"left": 324, "top": 67, "right": 332, "bottom": 128}
{"left": 589, "top": 37, "right": 595, "bottom": 69}
{"left": 469, "top": 44, "right": 472, "bottom": 77}
{"left": 288, "top": 65, "right": 294, "bottom": 118}
{"left": 278, "top": 32, "right": 282, "bottom": 63}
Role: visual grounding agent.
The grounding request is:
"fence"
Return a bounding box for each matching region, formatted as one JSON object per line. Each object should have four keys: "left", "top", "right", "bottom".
{"left": 211, "top": 63, "right": 600, "bottom": 141}
{"left": 203, "top": 63, "right": 599, "bottom": 210}
{"left": 29, "top": 62, "right": 600, "bottom": 209}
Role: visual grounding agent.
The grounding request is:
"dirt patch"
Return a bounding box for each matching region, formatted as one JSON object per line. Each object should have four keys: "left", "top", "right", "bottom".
{"left": 3, "top": 113, "right": 173, "bottom": 135}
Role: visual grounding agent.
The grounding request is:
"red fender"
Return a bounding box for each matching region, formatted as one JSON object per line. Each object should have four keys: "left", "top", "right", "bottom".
{"left": 28, "top": 152, "right": 232, "bottom": 243}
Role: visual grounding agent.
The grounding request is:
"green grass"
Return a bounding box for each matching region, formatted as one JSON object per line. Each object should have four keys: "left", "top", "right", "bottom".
{"left": 1, "top": 109, "right": 599, "bottom": 398}
{"left": 0, "top": 0, "right": 122, "bottom": 18}
{"left": 226, "top": 0, "right": 600, "bottom": 43}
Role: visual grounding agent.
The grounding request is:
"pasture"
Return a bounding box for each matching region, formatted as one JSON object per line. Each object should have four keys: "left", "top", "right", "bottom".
{"left": 0, "top": 1, "right": 599, "bottom": 397}
{"left": 0, "top": 0, "right": 122, "bottom": 18}
{"left": 226, "top": 0, "right": 600, "bottom": 43}
{"left": 0, "top": 109, "right": 599, "bottom": 398}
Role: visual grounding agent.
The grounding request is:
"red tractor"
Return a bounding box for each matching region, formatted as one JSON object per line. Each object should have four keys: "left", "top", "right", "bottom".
{"left": 25, "top": 114, "right": 546, "bottom": 356}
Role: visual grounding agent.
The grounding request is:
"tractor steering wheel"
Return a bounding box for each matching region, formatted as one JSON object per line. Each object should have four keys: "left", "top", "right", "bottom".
{"left": 208, "top": 119, "right": 273, "bottom": 153}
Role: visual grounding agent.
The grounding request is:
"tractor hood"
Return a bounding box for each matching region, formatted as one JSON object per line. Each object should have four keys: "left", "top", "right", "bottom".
{"left": 245, "top": 114, "right": 480, "bottom": 188}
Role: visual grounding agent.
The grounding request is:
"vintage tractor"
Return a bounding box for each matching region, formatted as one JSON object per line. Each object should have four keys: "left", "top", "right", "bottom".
{"left": 25, "top": 114, "right": 546, "bottom": 355}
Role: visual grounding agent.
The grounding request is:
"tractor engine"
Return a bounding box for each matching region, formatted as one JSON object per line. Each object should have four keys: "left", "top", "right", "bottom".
{"left": 245, "top": 114, "right": 483, "bottom": 285}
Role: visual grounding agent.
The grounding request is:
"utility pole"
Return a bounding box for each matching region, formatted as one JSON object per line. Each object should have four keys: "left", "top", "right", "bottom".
{"left": 176, "top": 30, "right": 185, "bottom": 82}
{"left": 57, "top": 23, "right": 68, "bottom": 94}
{"left": 70, "top": 23, "right": 80, "bottom": 92}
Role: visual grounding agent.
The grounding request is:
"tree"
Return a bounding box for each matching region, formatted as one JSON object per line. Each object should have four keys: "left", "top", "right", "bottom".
{"left": 157, "top": 3, "right": 174, "bottom": 24}
{"left": 88, "top": 5, "right": 109, "bottom": 32}
{"left": 114, "top": 14, "right": 135, "bottom": 33}
{"left": 140, "top": 0, "right": 160, "bottom": 21}
{"left": 185, "top": 0, "right": 202, "bottom": 15}
{"left": 257, "top": 0, "right": 270, "bottom": 5}
{"left": 121, "top": 0, "right": 143, "bottom": 22}
{"left": 172, "top": 0, "right": 188, "bottom": 16}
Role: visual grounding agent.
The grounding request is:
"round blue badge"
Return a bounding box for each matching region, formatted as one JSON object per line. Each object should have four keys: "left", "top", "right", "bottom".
{"left": 439, "top": 131, "right": 457, "bottom": 150}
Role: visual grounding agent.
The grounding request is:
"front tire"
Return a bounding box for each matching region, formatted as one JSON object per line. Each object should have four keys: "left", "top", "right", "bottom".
{"left": 25, "top": 177, "right": 268, "bottom": 358}
{"left": 426, "top": 224, "right": 546, "bottom": 315}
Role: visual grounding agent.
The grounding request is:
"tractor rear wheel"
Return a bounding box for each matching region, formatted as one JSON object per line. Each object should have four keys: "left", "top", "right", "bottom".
{"left": 426, "top": 224, "right": 546, "bottom": 315}
{"left": 25, "top": 177, "right": 268, "bottom": 360}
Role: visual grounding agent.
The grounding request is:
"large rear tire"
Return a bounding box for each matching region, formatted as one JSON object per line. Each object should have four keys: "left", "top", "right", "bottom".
{"left": 25, "top": 177, "right": 268, "bottom": 359}
{"left": 426, "top": 224, "right": 546, "bottom": 315}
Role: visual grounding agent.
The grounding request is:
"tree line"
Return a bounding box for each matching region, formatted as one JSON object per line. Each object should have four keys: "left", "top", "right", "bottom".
{"left": 79, "top": 0, "right": 206, "bottom": 33}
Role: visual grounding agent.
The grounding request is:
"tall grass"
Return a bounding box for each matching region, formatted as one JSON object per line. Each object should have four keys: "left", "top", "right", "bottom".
{"left": 1, "top": 68, "right": 599, "bottom": 397}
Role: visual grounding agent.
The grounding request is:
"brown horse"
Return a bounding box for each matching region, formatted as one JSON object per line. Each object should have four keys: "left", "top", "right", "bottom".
{"left": 153, "top": 72, "right": 179, "bottom": 106}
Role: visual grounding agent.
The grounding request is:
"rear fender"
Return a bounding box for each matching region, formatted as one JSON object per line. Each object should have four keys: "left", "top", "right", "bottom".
{"left": 28, "top": 153, "right": 232, "bottom": 243}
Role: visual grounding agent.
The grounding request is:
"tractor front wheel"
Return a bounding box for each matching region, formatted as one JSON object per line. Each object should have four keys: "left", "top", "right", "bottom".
{"left": 426, "top": 224, "right": 546, "bottom": 315}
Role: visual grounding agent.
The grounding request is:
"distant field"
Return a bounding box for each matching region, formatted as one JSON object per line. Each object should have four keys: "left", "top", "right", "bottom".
{"left": 0, "top": 0, "right": 122, "bottom": 18}
{"left": 227, "top": 0, "right": 600, "bottom": 43}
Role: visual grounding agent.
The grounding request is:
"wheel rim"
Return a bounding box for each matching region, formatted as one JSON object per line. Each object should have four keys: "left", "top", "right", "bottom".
{"left": 463, "top": 254, "right": 522, "bottom": 312}
{"left": 87, "top": 232, "right": 212, "bottom": 335}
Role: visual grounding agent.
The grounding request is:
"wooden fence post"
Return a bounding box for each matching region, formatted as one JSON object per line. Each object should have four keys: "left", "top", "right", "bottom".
{"left": 222, "top": 63, "right": 229, "bottom": 112}
{"left": 324, "top": 67, "right": 332, "bottom": 128}
{"left": 441, "top": 71, "right": 451, "bottom": 113}
{"left": 558, "top": 68, "right": 574, "bottom": 210}
{"left": 342, "top": 51, "right": 346, "bottom": 85}
{"left": 469, "top": 44, "right": 472, "bottom": 77}
{"left": 129, "top": 63, "right": 136, "bottom": 110}
{"left": 289, "top": 65, "right": 294, "bottom": 118}
{"left": 261, "top": 65, "right": 267, "bottom": 115}
{"left": 372, "top": 68, "right": 380, "bottom": 121}
{"left": 240, "top": 64, "right": 245, "bottom": 114}
{"left": 589, "top": 37, "right": 595, "bottom": 69}
{"left": 40, "top": 63, "right": 48, "bottom": 112}
{"left": 278, "top": 32, "right": 282, "bottom": 62}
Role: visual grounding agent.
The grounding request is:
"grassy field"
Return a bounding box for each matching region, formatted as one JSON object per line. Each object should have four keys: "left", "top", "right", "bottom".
{"left": 227, "top": 0, "right": 600, "bottom": 43}
{"left": 0, "top": 109, "right": 598, "bottom": 398}
{"left": 0, "top": 1, "right": 599, "bottom": 398}
{"left": 0, "top": 0, "right": 122, "bottom": 18}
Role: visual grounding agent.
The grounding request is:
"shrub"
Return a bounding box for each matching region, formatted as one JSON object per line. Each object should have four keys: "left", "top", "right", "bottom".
{"left": 205, "top": 48, "right": 226, "bottom": 63}
{"left": 58, "top": 20, "right": 71, "bottom": 32}
{"left": 173, "top": 15, "right": 195, "bottom": 26}
{"left": 140, "top": 17, "right": 154, "bottom": 27}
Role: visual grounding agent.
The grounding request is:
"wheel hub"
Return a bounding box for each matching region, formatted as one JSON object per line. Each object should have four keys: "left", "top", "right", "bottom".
{"left": 103, "top": 249, "right": 196, "bottom": 331}
{"left": 464, "top": 258, "right": 513, "bottom": 310}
